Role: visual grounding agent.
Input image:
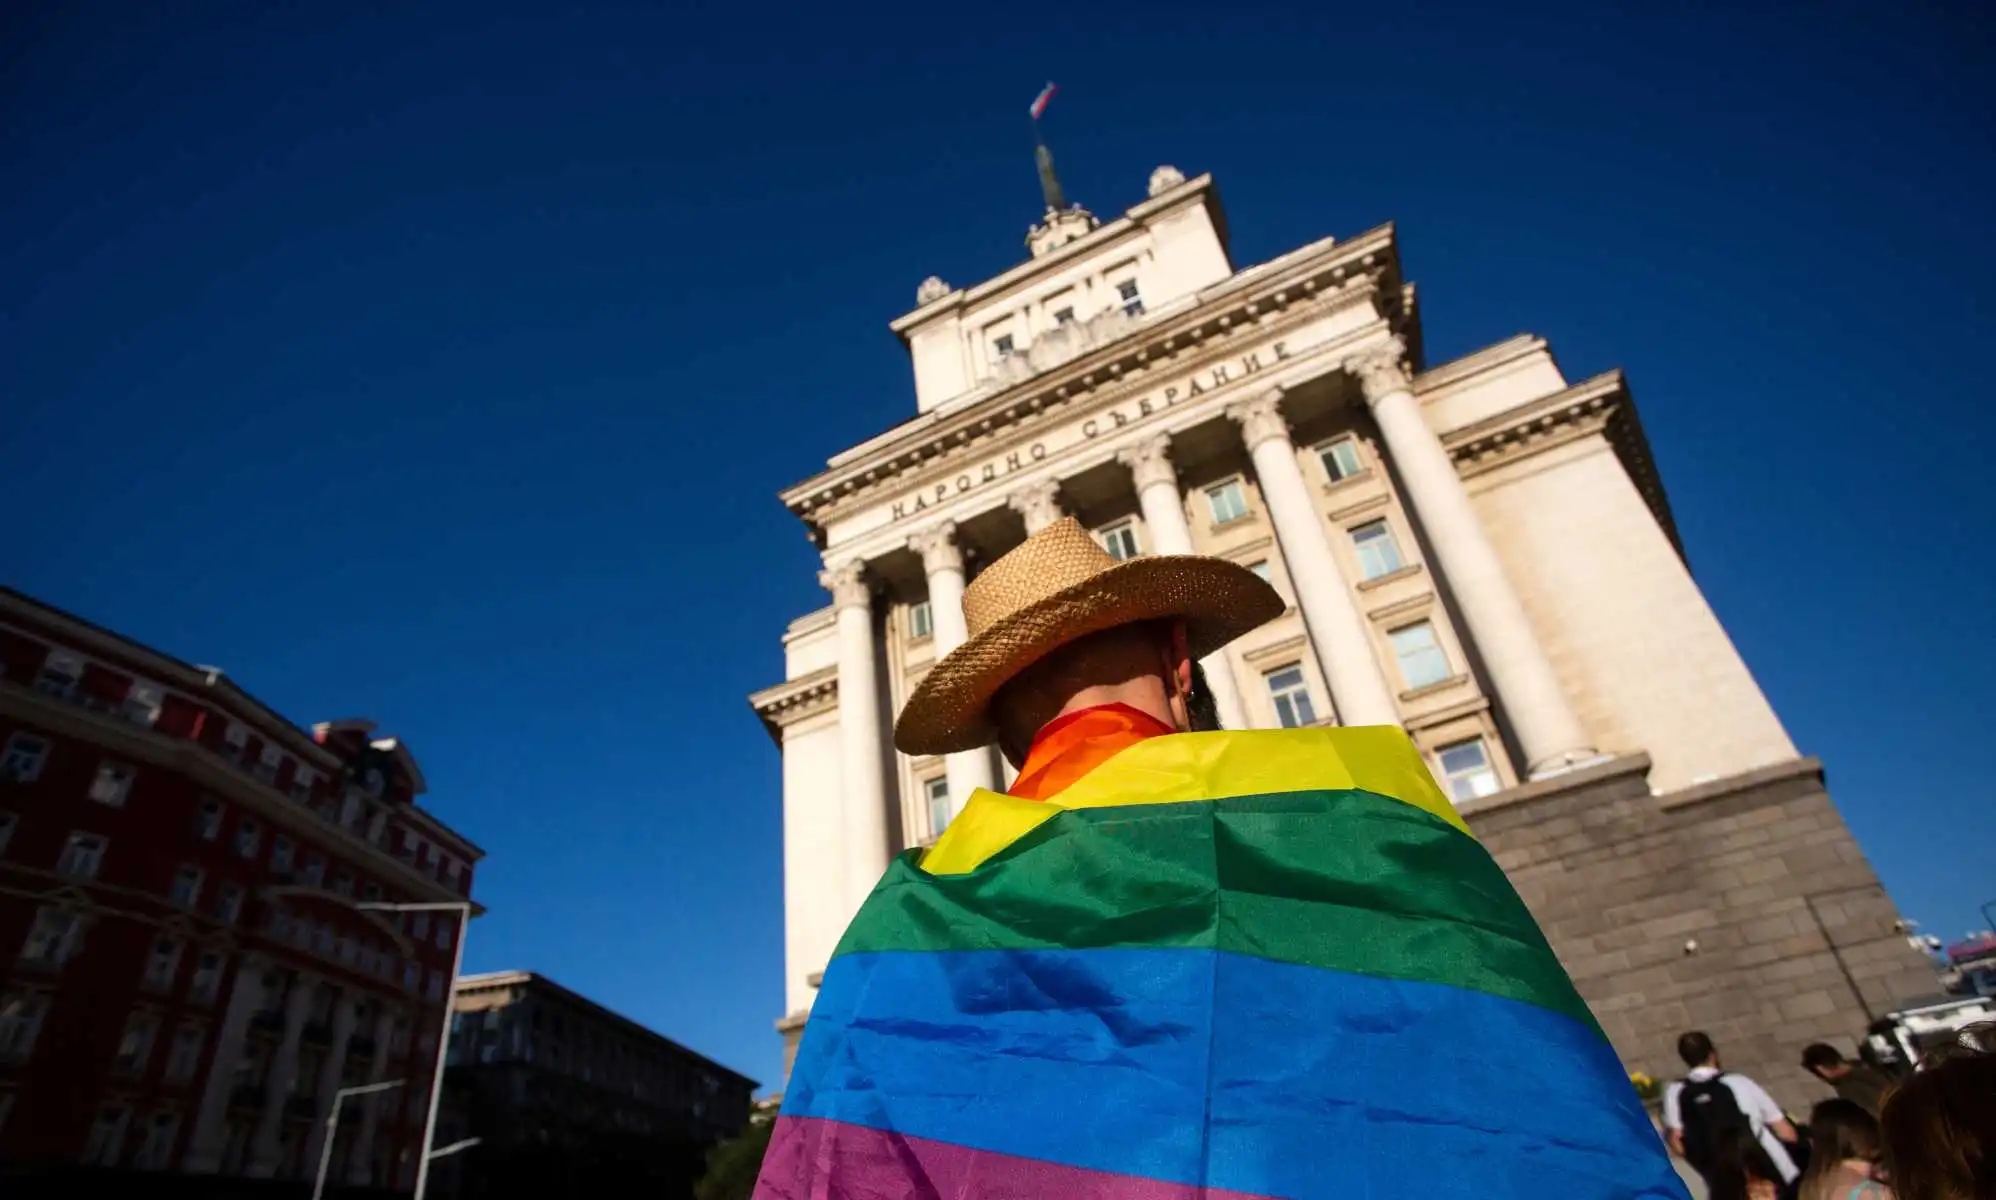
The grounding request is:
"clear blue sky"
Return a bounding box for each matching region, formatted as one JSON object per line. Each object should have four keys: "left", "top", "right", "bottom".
{"left": 5, "top": 3, "right": 1992, "bottom": 1089}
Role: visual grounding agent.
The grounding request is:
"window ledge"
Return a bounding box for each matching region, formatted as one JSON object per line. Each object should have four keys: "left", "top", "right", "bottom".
{"left": 1321, "top": 468, "right": 1375, "bottom": 494}
{"left": 1356, "top": 563, "right": 1423, "bottom": 591}
{"left": 1208, "top": 514, "right": 1259, "bottom": 535}
{"left": 1398, "top": 674, "right": 1469, "bottom": 703}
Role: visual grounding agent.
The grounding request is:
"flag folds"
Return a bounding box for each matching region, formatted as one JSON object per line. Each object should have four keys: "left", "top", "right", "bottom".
{"left": 1029, "top": 82, "right": 1057, "bottom": 120}
{"left": 757, "top": 727, "right": 1688, "bottom": 1199}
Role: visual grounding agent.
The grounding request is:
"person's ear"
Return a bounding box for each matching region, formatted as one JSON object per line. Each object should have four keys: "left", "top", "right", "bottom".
{"left": 1169, "top": 621, "right": 1193, "bottom": 697}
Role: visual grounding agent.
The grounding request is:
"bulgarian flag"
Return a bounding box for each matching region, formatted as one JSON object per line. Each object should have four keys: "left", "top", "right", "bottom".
{"left": 1029, "top": 81, "right": 1057, "bottom": 119}
{"left": 756, "top": 727, "right": 1689, "bottom": 1199}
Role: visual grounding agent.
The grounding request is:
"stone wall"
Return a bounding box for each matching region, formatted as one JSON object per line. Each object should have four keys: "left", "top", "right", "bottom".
{"left": 1467, "top": 754, "right": 1939, "bottom": 1112}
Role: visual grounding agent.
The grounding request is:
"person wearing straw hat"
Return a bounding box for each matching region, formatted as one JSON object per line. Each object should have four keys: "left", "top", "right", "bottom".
{"left": 895, "top": 516, "right": 1282, "bottom": 797}
{"left": 755, "top": 517, "right": 1690, "bottom": 1200}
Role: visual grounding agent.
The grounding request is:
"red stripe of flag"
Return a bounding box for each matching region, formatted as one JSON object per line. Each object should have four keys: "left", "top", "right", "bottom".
{"left": 1029, "top": 82, "right": 1057, "bottom": 119}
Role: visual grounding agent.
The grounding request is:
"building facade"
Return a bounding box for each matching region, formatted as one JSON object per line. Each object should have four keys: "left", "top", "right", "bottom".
{"left": 0, "top": 587, "right": 481, "bottom": 1189}
{"left": 750, "top": 166, "right": 1939, "bottom": 1104}
{"left": 431, "top": 970, "right": 755, "bottom": 1199}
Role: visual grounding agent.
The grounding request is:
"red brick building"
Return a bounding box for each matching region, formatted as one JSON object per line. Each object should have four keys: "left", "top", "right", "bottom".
{"left": 0, "top": 587, "right": 483, "bottom": 1190}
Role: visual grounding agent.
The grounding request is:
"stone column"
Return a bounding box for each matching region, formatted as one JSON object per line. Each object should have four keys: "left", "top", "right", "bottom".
{"left": 344, "top": 1008, "right": 397, "bottom": 1185}
{"left": 909, "top": 521, "right": 996, "bottom": 816}
{"left": 247, "top": 973, "right": 315, "bottom": 1175}
{"left": 1227, "top": 391, "right": 1399, "bottom": 727}
{"left": 1118, "top": 434, "right": 1250, "bottom": 731}
{"left": 1347, "top": 339, "right": 1596, "bottom": 775}
{"left": 299, "top": 993, "right": 360, "bottom": 1175}
{"left": 1008, "top": 480, "right": 1065, "bottom": 533}
{"left": 822, "top": 560, "right": 891, "bottom": 914}
{"left": 185, "top": 957, "right": 265, "bottom": 1172}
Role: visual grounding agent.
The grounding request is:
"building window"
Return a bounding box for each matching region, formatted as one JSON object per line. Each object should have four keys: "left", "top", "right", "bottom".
{"left": 908, "top": 600, "right": 933, "bottom": 640}
{"left": 1264, "top": 666, "right": 1318, "bottom": 728}
{"left": 215, "top": 883, "right": 244, "bottom": 926}
{"left": 222, "top": 722, "right": 248, "bottom": 762}
{"left": 142, "top": 937, "right": 184, "bottom": 991}
{"left": 443, "top": 859, "right": 464, "bottom": 891}
{"left": 1205, "top": 479, "right": 1250, "bottom": 525}
{"left": 1319, "top": 437, "right": 1363, "bottom": 482}
{"left": 19, "top": 907, "right": 85, "bottom": 968}
{"left": 1390, "top": 622, "right": 1452, "bottom": 690}
{"left": 1437, "top": 738, "right": 1502, "bottom": 803}
{"left": 1, "top": 733, "right": 49, "bottom": 782}
{"left": 123, "top": 684, "right": 163, "bottom": 728}
{"left": 132, "top": 1109, "right": 180, "bottom": 1170}
{"left": 194, "top": 797, "right": 223, "bottom": 841}
{"left": 1053, "top": 306, "right": 1075, "bottom": 325}
{"left": 114, "top": 1009, "right": 160, "bottom": 1074}
{"left": 164, "top": 1023, "right": 204, "bottom": 1083}
{"left": 1097, "top": 519, "right": 1140, "bottom": 561}
{"left": 426, "top": 970, "right": 445, "bottom": 1002}
{"left": 270, "top": 835, "right": 295, "bottom": 873}
{"left": 58, "top": 831, "right": 107, "bottom": 878}
{"left": 411, "top": 912, "right": 431, "bottom": 939}
{"left": 1351, "top": 519, "right": 1405, "bottom": 580}
{"left": 924, "top": 777, "right": 950, "bottom": 838}
{"left": 35, "top": 650, "right": 83, "bottom": 698}
{"left": 169, "top": 865, "right": 203, "bottom": 908}
{"left": 402, "top": 962, "right": 420, "bottom": 993}
{"left": 991, "top": 333, "right": 1015, "bottom": 359}
{"left": 1116, "top": 278, "right": 1144, "bottom": 316}
{"left": 289, "top": 766, "right": 315, "bottom": 802}
{"left": 436, "top": 920, "right": 454, "bottom": 950}
{"left": 82, "top": 1105, "right": 130, "bottom": 1167}
{"left": 188, "top": 953, "right": 224, "bottom": 1005}
{"left": 233, "top": 817, "right": 260, "bottom": 859}
{"left": 0, "top": 990, "right": 51, "bottom": 1061}
{"left": 253, "top": 745, "right": 281, "bottom": 784}
{"left": 89, "top": 761, "right": 136, "bottom": 807}
{"left": 334, "top": 871, "right": 354, "bottom": 899}
{"left": 0, "top": 809, "right": 15, "bottom": 856}
{"left": 361, "top": 881, "right": 381, "bottom": 902}
{"left": 302, "top": 853, "right": 325, "bottom": 887}
{"left": 1247, "top": 561, "right": 1272, "bottom": 583}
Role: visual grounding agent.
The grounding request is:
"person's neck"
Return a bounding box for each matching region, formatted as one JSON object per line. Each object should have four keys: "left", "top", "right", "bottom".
{"left": 1053, "top": 680, "right": 1175, "bottom": 732}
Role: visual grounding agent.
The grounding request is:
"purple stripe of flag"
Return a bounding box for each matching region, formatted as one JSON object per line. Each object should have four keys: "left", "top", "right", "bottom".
{"left": 756, "top": 1115, "right": 1278, "bottom": 1200}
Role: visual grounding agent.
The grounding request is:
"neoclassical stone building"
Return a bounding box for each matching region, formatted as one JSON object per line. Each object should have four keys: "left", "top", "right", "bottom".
{"left": 750, "top": 166, "right": 1934, "bottom": 1104}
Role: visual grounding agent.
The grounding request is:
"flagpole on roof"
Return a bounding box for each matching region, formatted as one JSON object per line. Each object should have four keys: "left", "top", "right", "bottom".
{"left": 1029, "top": 82, "right": 1065, "bottom": 213}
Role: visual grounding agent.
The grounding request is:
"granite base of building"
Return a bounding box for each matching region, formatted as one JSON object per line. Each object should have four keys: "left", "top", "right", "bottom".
{"left": 1466, "top": 753, "right": 1937, "bottom": 1110}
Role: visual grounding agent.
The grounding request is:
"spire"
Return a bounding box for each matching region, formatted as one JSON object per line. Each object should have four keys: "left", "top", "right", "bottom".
{"left": 1035, "top": 142, "right": 1066, "bottom": 214}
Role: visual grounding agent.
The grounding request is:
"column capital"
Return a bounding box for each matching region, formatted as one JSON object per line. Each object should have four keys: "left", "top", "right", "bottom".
{"left": 1226, "top": 389, "right": 1292, "bottom": 453}
{"left": 1117, "top": 433, "right": 1178, "bottom": 493}
{"left": 818, "top": 560, "right": 871, "bottom": 610}
{"left": 907, "top": 521, "right": 962, "bottom": 576}
{"left": 1008, "top": 480, "right": 1064, "bottom": 533}
{"left": 1343, "top": 335, "right": 1412, "bottom": 403}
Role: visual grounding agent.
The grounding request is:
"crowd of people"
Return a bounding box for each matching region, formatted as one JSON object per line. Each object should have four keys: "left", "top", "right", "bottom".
{"left": 1659, "top": 1026, "right": 1994, "bottom": 1200}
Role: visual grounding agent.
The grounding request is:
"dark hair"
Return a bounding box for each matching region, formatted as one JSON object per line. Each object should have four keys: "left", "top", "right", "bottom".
{"left": 1678, "top": 1030, "right": 1717, "bottom": 1068}
{"left": 1801, "top": 1098, "right": 1880, "bottom": 1196}
{"left": 1704, "top": 1126, "right": 1782, "bottom": 1200}
{"left": 1879, "top": 1026, "right": 1996, "bottom": 1200}
{"left": 1802, "top": 1042, "right": 1848, "bottom": 1072}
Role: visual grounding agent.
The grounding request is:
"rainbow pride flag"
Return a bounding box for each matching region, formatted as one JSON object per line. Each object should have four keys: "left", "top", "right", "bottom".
{"left": 758, "top": 727, "right": 1688, "bottom": 1198}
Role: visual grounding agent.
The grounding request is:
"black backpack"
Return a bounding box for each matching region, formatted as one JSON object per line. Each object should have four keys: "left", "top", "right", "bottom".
{"left": 1679, "top": 1073, "right": 1751, "bottom": 1167}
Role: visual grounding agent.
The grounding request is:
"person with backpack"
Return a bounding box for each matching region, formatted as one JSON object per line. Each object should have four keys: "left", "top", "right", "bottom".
{"left": 1665, "top": 1031, "right": 1804, "bottom": 1195}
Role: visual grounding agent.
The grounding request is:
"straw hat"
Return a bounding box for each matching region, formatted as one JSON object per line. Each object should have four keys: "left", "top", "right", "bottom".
{"left": 893, "top": 517, "right": 1283, "bottom": 756}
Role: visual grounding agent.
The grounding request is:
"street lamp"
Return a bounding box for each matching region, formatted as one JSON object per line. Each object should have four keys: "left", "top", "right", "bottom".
{"left": 314, "top": 1078, "right": 405, "bottom": 1200}
{"left": 357, "top": 900, "right": 471, "bottom": 1200}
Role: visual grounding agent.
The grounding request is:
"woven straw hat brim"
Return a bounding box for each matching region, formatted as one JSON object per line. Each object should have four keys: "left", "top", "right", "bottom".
{"left": 893, "top": 555, "right": 1284, "bottom": 757}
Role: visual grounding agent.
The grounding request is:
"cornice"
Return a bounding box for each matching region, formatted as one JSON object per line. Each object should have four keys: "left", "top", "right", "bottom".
{"left": 1443, "top": 370, "right": 1624, "bottom": 475}
{"left": 749, "top": 667, "right": 839, "bottom": 743}
{"left": 782, "top": 224, "right": 1403, "bottom": 538}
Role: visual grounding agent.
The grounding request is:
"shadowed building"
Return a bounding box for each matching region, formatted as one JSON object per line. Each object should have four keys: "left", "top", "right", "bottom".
{"left": 429, "top": 971, "right": 755, "bottom": 1200}
{"left": 749, "top": 163, "right": 1938, "bottom": 1107}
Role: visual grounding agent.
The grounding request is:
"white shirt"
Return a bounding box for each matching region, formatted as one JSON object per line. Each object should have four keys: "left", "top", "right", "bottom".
{"left": 1662, "top": 1066, "right": 1799, "bottom": 1184}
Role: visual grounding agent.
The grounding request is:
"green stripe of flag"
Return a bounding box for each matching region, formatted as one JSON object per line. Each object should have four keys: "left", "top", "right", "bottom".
{"left": 837, "top": 789, "right": 1599, "bottom": 1034}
